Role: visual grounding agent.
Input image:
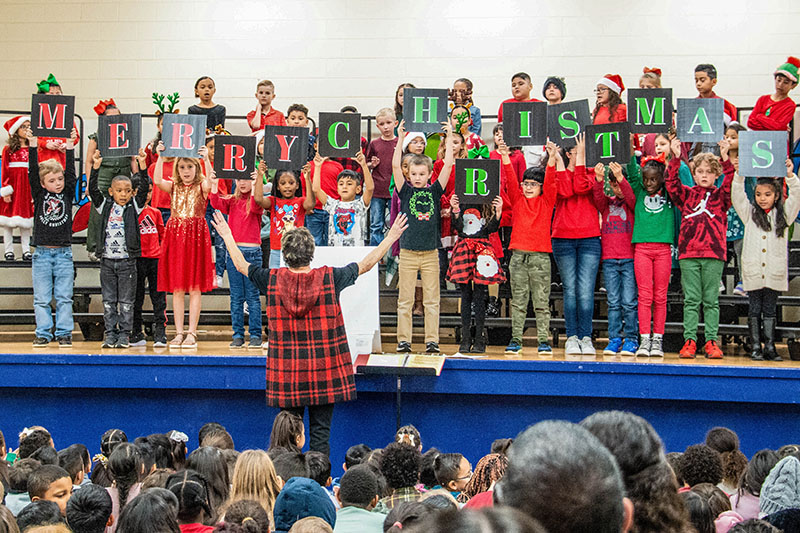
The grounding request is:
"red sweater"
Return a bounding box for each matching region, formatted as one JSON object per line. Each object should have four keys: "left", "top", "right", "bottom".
{"left": 592, "top": 179, "right": 636, "bottom": 259}
{"left": 490, "top": 150, "right": 524, "bottom": 227}
{"left": 593, "top": 103, "right": 628, "bottom": 124}
{"left": 704, "top": 92, "right": 738, "bottom": 126}
{"left": 551, "top": 166, "right": 600, "bottom": 239}
{"left": 497, "top": 97, "right": 542, "bottom": 123}
{"left": 665, "top": 157, "right": 734, "bottom": 261}
{"left": 308, "top": 160, "right": 342, "bottom": 210}
{"left": 148, "top": 161, "right": 173, "bottom": 209}
{"left": 209, "top": 191, "right": 264, "bottom": 244}
{"left": 138, "top": 205, "right": 164, "bottom": 258}
{"left": 747, "top": 94, "right": 796, "bottom": 132}
{"left": 506, "top": 163, "right": 557, "bottom": 253}
{"left": 246, "top": 107, "right": 287, "bottom": 132}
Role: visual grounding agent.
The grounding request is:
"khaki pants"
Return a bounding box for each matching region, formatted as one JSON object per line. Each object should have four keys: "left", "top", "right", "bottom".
{"left": 510, "top": 251, "right": 551, "bottom": 344}
{"left": 397, "top": 249, "right": 440, "bottom": 343}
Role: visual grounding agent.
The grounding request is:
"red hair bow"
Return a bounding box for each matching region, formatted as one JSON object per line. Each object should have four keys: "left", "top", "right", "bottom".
{"left": 643, "top": 67, "right": 662, "bottom": 77}
{"left": 93, "top": 98, "right": 117, "bottom": 116}
{"left": 641, "top": 153, "right": 666, "bottom": 167}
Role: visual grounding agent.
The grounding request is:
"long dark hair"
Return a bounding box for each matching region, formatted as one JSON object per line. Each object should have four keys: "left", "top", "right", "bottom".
{"left": 594, "top": 90, "right": 623, "bottom": 121}
{"left": 752, "top": 178, "right": 788, "bottom": 237}
{"left": 109, "top": 443, "right": 142, "bottom": 515}
{"left": 395, "top": 83, "right": 416, "bottom": 117}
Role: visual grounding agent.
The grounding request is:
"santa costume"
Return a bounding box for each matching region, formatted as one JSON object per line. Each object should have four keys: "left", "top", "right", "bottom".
{"left": 1, "top": 116, "right": 34, "bottom": 260}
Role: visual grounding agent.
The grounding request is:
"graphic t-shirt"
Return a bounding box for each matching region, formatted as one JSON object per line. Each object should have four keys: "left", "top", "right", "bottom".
{"left": 270, "top": 197, "right": 306, "bottom": 250}
{"left": 398, "top": 181, "right": 443, "bottom": 251}
{"left": 104, "top": 204, "right": 129, "bottom": 258}
{"left": 324, "top": 197, "right": 368, "bottom": 246}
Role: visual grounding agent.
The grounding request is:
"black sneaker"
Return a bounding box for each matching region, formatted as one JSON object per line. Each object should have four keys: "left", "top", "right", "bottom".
{"left": 426, "top": 342, "right": 441, "bottom": 354}
{"left": 22, "top": 252, "right": 32, "bottom": 261}
{"left": 229, "top": 338, "right": 245, "bottom": 349}
{"left": 32, "top": 337, "right": 50, "bottom": 347}
{"left": 153, "top": 328, "right": 167, "bottom": 347}
{"left": 486, "top": 297, "right": 500, "bottom": 318}
{"left": 57, "top": 336, "right": 72, "bottom": 348}
{"left": 102, "top": 335, "right": 118, "bottom": 349}
{"left": 247, "top": 337, "right": 262, "bottom": 350}
{"left": 116, "top": 334, "right": 130, "bottom": 348}
{"left": 396, "top": 341, "right": 412, "bottom": 353}
{"left": 129, "top": 332, "right": 147, "bottom": 347}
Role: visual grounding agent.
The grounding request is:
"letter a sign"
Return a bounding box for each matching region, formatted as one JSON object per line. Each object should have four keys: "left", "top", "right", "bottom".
{"left": 455, "top": 159, "right": 500, "bottom": 205}
{"left": 97, "top": 114, "right": 141, "bottom": 158}
{"left": 318, "top": 112, "right": 361, "bottom": 158}
{"left": 627, "top": 89, "right": 673, "bottom": 134}
{"left": 263, "top": 125, "right": 309, "bottom": 170}
{"left": 161, "top": 114, "right": 207, "bottom": 157}
{"left": 403, "top": 88, "right": 449, "bottom": 134}
{"left": 213, "top": 135, "right": 257, "bottom": 180}
{"left": 31, "top": 94, "right": 75, "bottom": 138}
{"left": 676, "top": 98, "right": 724, "bottom": 143}
{"left": 738, "top": 131, "right": 788, "bottom": 177}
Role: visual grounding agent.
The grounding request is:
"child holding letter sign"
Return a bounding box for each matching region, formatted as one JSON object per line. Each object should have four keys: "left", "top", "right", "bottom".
{"left": 393, "top": 120, "right": 455, "bottom": 354}
{"left": 1, "top": 116, "right": 34, "bottom": 261}
{"left": 665, "top": 137, "right": 734, "bottom": 359}
{"left": 732, "top": 157, "right": 800, "bottom": 361}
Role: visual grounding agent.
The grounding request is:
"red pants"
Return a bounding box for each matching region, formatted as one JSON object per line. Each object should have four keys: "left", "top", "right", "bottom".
{"left": 634, "top": 242, "right": 671, "bottom": 335}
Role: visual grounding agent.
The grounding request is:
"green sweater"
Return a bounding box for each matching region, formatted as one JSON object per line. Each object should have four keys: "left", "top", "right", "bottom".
{"left": 629, "top": 156, "right": 686, "bottom": 245}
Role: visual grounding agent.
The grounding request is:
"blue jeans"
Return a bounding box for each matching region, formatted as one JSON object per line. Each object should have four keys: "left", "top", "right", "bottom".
{"left": 552, "top": 237, "right": 601, "bottom": 338}
{"left": 602, "top": 259, "right": 638, "bottom": 339}
{"left": 228, "top": 246, "right": 262, "bottom": 340}
{"left": 32, "top": 246, "right": 74, "bottom": 340}
{"left": 269, "top": 249, "right": 282, "bottom": 269}
{"left": 305, "top": 209, "right": 329, "bottom": 247}
{"left": 369, "top": 197, "right": 390, "bottom": 246}
{"left": 206, "top": 205, "right": 227, "bottom": 277}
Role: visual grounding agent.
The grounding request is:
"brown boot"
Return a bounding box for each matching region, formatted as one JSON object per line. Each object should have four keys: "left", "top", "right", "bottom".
{"left": 413, "top": 286, "right": 424, "bottom": 316}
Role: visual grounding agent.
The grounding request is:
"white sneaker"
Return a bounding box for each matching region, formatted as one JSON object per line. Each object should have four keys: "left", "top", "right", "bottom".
{"left": 580, "top": 336, "right": 596, "bottom": 355}
{"left": 261, "top": 340, "right": 269, "bottom": 349}
{"left": 650, "top": 334, "right": 664, "bottom": 357}
{"left": 565, "top": 335, "right": 582, "bottom": 355}
{"left": 216, "top": 275, "right": 224, "bottom": 287}
{"left": 636, "top": 335, "right": 651, "bottom": 357}
{"left": 719, "top": 280, "right": 725, "bottom": 293}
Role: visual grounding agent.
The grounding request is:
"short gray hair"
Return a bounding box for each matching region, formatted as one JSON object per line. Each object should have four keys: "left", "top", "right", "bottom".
{"left": 281, "top": 227, "right": 315, "bottom": 268}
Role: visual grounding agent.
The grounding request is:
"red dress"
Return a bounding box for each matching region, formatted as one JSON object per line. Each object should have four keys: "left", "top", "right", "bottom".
{"left": 157, "top": 182, "right": 214, "bottom": 293}
{"left": 0, "top": 146, "right": 33, "bottom": 228}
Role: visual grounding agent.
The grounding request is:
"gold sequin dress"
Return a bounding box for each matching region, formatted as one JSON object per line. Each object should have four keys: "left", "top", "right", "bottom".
{"left": 157, "top": 182, "right": 215, "bottom": 293}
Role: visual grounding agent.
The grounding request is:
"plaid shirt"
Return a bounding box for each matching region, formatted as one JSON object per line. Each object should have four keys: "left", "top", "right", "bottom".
{"left": 372, "top": 486, "right": 424, "bottom": 515}
{"left": 264, "top": 266, "right": 356, "bottom": 408}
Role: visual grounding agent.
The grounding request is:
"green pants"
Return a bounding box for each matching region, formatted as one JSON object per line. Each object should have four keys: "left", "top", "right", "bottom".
{"left": 679, "top": 258, "right": 724, "bottom": 342}
{"left": 510, "top": 251, "right": 551, "bottom": 344}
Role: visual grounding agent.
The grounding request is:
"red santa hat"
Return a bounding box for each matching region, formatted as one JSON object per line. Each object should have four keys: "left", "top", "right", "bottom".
{"left": 597, "top": 74, "right": 625, "bottom": 95}
{"left": 4, "top": 116, "right": 28, "bottom": 137}
{"left": 402, "top": 132, "right": 427, "bottom": 152}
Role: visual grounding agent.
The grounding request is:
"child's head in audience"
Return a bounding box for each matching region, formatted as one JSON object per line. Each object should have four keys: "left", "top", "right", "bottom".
{"left": 337, "top": 464, "right": 379, "bottom": 510}
{"left": 19, "top": 431, "right": 53, "bottom": 460}
{"left": 228, "top": 450, "right": 281, "bottom": 529}
{"left": 375, "top": 108, "right": 397, "bottom": 140}
{"left": 108, "top": 443, "right": 144, "bottom": 516}
{"left": 705, "top": 427, "right": 748, "bottom": 490}
{"left": 730, "top": 519, "right": 783, "bottom": 533}
{"left": 665, "top": 452, "right": 685, "bottom": 486}
{"left": 462, "top": 453, "right": 508, "bottom": 499}
{"left": 336, "top": 170, "right": 362, "bottom": 202}
{"left": 269, "top": 411, "right": 305, "bottom": 452}
{"left": 271, "top": 451, "right": 309, "bottom": 483}
{"left": 286, "top": 104, "right": 309, "bottom": 128}
{"left": 542, "top": 76, "right": 566, "bottom": 104}
{"left": 691, "top": 483, "right": 731, "bottom": 517}
{"left": 0, "top": 506, "right": 17, "bottom": 533}
{"left": 273, "top": 478, "right": 336, "bottom": 532}
{"left": 100, "top": 429, "right": 127, "bottom": 457}
{"left": 384, "top": 501, "right": 435, "bottom": 533}
{"left": 117, "top": 488, "right": 180, "bottom": 533}
{"left": 680, "top": 444, "right": 723, "bottom": 487}
{"left": 738, "top": 449, "right": 779, "bottom": 498}
{"left": 224, "top": 499, "right": 270, "bottom": 533}
{"left": 166, "top": 470, "right": 214, "bottom": 525}
{"left": 639, "top": 67, "right": 662, "bottom": 89}
{"left": 288, "top": 517, "right": 332, "bottom": 533}
{"left": 200, "top": 429, "right": 234, "bottom": 451}
{"left": 682, "top": 491, "right": 714, "bottom": 533}
{"left": 305, "top": 451, "right": 331, "bottom": 487}
{"left": 491, "top": 438, "right": 513, "bottom": 456}
{"left": 57, "top": 445, "right": 86, "bottom": 486}
{"left": 28, "top": 465, "right": 72, "bottom": 516}
{"left": 419, "top": 448, "right": 440, "bottom": 488}
{"left": 186, "top": 447, "right": 229, "bottom": 520}
{"left": 343, "top": 444, "right": 371, "bottom": 471}
{"left": 10, "top": 458, "right": 41, "bottom": 493}
{"left": 694, "top": 64, "right": 718, "bottom": 98}
{"left": 29, "top": 448, "right": 58, "bottom": 467}
{"left": 380, "top": 443, "right": 421, "bottom": 491}
{"left": 141, "top": 468, "right": 175, "bottom": 491}
{"left": 15, "top": 501, "right": 65, "bottom": 532}
{"left": 433, "top": 453, "right": 471, "bottom": 493}
{"left": 65, "top": 483, "right": 113, "bottom": 533}
{"left": 510, "top": 72, "right": 533, "bottom": 101}
{"left": 272, "top": 170, "right": 302, "bottom": 200}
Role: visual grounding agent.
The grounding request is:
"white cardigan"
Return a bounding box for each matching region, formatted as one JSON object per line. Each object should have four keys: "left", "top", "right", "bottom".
{"left": 732, "top": 173, "right": 800, "bottom": 292}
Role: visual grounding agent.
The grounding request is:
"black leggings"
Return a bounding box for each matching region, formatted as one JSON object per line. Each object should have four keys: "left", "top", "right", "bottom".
{"left": 748, "top": 288, "right": 778, "bottom": 319}
{"left": 460, "top": 282, "right": 488, "bottom": 331}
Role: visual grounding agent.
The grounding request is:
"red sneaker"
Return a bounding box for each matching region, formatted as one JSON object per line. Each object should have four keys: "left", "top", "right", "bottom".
{"left": 679, "top": 339, "right": 697, "bottom": 359}
{"left": 704, "top": 340, "right": 724, "bottom": 359}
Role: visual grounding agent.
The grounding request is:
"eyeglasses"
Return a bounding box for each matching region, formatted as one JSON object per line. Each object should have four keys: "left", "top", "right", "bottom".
{"left": 457, "top": 471, "right": 473, "bottom": 480}
{"left": 521, "top": 182, "right": 541, "bottom": 188}
{"left": 593, "top": 87, "right": 610, "bottom": 95}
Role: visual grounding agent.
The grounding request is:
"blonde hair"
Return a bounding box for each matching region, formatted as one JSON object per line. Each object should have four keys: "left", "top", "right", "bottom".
{"left": 24, "top": 527, "right": 71, "bottom": 533}
{"left": 375, "top": 107, "right": 395, "bottom": 121}
{"left": 640, "top": 72, "right": 662, "bottom": 88}
{"left": 288, "top": 517, "right": 333, "bottom": 533}
{"left": 256, "top": 80, "right": 275, "bottom": 90}
{"left": 692, "top": 152, "right": 723, "bottom": 177}
{"left": 172, "top": 157, "right": 206, "bottom": 186}
{"left": 224, "top": 450, "right": 281, "bottom": 530}
{"left": 38, "top": 159, "right": 63, "bottom": 181}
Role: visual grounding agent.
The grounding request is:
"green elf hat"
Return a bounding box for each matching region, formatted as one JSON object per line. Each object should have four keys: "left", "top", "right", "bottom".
{"left": 774, "top": 56, "right": 800, "bottom": 83}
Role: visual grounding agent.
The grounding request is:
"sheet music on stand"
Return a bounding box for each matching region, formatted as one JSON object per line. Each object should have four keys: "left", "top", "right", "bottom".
{"left": 354, "top": 353, "right": 444, "bottom": 429}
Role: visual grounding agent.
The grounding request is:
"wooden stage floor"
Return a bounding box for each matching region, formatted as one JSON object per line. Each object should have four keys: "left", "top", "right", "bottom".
{"left": 4, "top": 340, "right": 799, "bottom": 368}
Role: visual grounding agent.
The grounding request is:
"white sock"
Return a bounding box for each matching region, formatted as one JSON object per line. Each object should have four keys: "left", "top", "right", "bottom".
{"left": 20, "top": 228, "right": 31, "bottom": 254}
{"left": 1, "top": 227, "right": 12, "bottom": 255}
